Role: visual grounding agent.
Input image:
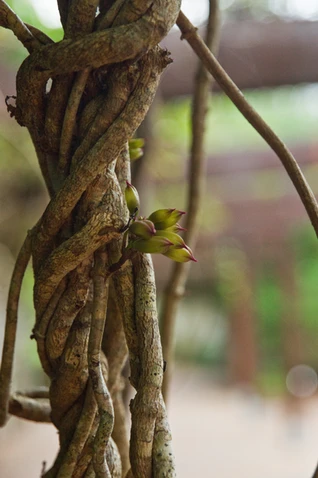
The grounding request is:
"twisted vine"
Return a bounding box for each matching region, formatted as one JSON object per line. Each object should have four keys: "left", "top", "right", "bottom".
{"left": 2, "top": 1, "right": 317, "bottom": 477}
{"left": 0, "top": 1, "right": 180, "bottom": 476}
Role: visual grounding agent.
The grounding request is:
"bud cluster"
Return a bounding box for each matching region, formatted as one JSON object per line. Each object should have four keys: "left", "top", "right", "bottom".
{"left": 124, "top": 182, "right": 197, "bottom": 263}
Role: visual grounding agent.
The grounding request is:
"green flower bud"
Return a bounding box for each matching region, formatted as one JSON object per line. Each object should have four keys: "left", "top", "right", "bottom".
{"left": 128, "top": 236, "right": 173, "bottom": 254}
{"left": 129, "top": 148, "right": 143, "bottom": 161}
{"left": 163, "top": 245, "right": 197, "bottom": 263}
{"left": 129, "top": 138, "right": 145, "bottom": 149}
{"left": 125, "top": 181, "right": 140, "bottom": 216}
{"left": 129, "top": 139, "right": 145, "bottom": 161}
{"left": 129, "top": 219, "right": 156, "bottom": 239}
{"left": 155, "top": 230, "right": 185, "bottom": 246}
{"left": 165, "top": 223, "right": 187, "bottom": 233}
{"left": 148, "top": 208, "right": 186, "bottom": 230}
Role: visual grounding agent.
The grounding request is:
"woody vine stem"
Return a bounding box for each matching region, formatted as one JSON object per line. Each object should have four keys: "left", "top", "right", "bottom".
{"left": 1, "top": 1, "right": 318, "bottom": 478}
{"left": 0, "top": 1, "right": 182, "bottom": 477}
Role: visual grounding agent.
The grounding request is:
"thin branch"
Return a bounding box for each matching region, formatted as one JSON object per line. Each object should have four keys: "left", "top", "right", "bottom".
{"left": 130, "top": 253, "right": 168, "bottom": 477}
{"left": 153, "top": 395, "right": 175, "bottom": 477}
{"left": 58, "top": 69, "right": 91, "bottom": 177}
{"left": 0, "top": 0, "right": 40, "bottom": 52}
{"left": 111, "top": 260, "right": 139, "bottom": 387}
{"left": 48, "top": 301, "right": 93, "bottom": 454}
{"left": 176, "top": 9, "right": 318, "bottom": 238}
{"left": 33, "top": 278, "right": 67, "bottom": 377}
{"left": 96, "top": 0, "right": 126, "bottom": 30}
{"left": 161, "top": 0, "right": 219, "bottom": 402}
{"left": 44, "top": 259, "right": 91, "bottom": 362}
{"left": 8, "top": 394, "right": 51, "bottom": 422}
{"left": 57, "top": 383, "right": 97, "bottom": 478}
{"left": 103, "top": 280, "right": 130, "bottom": 474}
{"left": 89, "top": 249, "right": 114, "bottom": 477}
{"left": 25, "top": 23, "right": 53, "bottom": 46}
{"left": 0, "top": 232, "right": 32, "bottom": 426}
{"left": 111, "top": 383, "right": 130, "bottom": 476}
{"left": 103, "top": 282, "right": 128, "bottom": 395}
{"left": 15, "top": 387, "right": 49, "bottom": 399}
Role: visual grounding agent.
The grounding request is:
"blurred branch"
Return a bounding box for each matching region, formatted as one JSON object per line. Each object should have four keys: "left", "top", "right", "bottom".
{"left": 15, "top": 387, "right": 49, "bottom": 399}
{"left": 161, "top": 0, "right": 220, "bottom": 402}
{"left": 0, "top": 0, "right": 40, "bottom": 52}
{"left": 0, "top": 232, "right": 32, "bottom": 426}
{"left": 176, "top": 10, "right": 318, "bottom": 239}
{"left": 9, "top": 394, "right": 51, "bottom": 423}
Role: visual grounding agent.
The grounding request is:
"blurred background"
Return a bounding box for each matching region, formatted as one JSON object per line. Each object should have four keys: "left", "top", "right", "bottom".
{"left": 1, "top": 0, "right": 318, "bottom": 476}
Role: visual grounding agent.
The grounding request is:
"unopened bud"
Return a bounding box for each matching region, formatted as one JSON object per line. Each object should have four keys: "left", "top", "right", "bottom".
{"left": 148, "top": 208, "right": 186, "bottom": 230}
{"left": 129, "top": 148, "right": 143, "bottom": 161}
{"left": 125, "top": 181, "right": 140, "bottom": 216}
{"left": 163, "top": 245, "right": 197, "bottom": 263}
{"left": 155, "top": 230, "right": 185, "bottom": 246}
{"left": 165, "top": 223, "right": 187, "bottom": 233}
{"left": 128, "top": 236, "right": 173, "bottom": 254}
{"left": 129, "top": 138, "right": 145, "bottom": 161}
{"left": 129, "top": 219, "right": 156, "bottom": 239}
{"left": 129, "top": 138, "right": 145, "bottom": 149}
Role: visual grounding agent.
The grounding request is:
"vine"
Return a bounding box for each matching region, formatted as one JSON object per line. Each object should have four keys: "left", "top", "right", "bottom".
{"left": 1, "top": 1, "right": 318, "bottom": 477}
{"left": 0, "top": 1, "right": 181, "bottom": 476}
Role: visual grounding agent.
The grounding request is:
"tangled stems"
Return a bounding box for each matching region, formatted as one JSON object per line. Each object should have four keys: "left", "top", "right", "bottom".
{"left": 2, "top": 2, "right": 318, "bottom": 478}
{"left": 0, "top": 1, "right": 181, "bottom": 476}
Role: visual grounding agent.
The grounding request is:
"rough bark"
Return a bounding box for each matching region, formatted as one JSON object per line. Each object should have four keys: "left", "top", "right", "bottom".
{"left": 0, "top": 1, "right": 180, "bottom": 476}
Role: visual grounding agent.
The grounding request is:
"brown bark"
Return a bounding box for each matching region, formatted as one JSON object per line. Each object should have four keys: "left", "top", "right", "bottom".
{"left": 2, "top": 3, "right": 318, "bottom": 478}
{"left": 0, "top": 1, "right": 180, "bottom": 476}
